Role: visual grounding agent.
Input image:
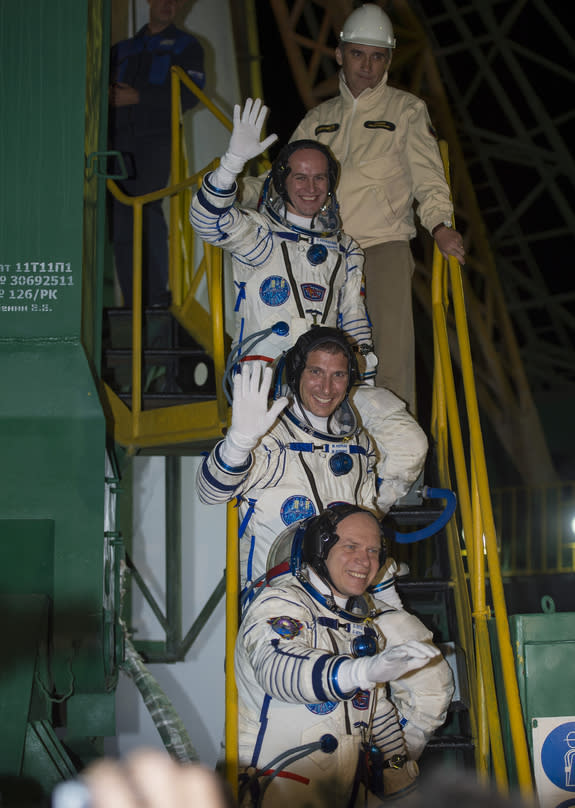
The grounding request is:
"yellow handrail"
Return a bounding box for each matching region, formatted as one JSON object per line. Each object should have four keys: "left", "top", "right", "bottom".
{"left": 225, "top": 501, "right": 239, "bottom": 799}
{"left": 171, "top": 66, "right": 233, "bottom": 133}
{"left": 103, "top": 70, "right": 232, "bottom": 447}
{"left": 431, "top": 141, "right": 533, "bottom": 795}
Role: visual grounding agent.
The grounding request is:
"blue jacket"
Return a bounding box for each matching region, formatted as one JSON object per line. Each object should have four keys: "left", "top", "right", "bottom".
{"left": 109, "top": 23, "right": 205, "bottom": 141}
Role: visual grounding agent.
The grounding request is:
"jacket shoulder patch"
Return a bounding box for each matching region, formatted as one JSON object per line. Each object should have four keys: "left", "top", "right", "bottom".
{"left": 268, "top": 616, "right": 303, "bottom": 639}
{"left": 363, "top": 120, "right": 396, "bottom": 131}
{"left": 315, "top": 124, "right": 340, "bottom": 134}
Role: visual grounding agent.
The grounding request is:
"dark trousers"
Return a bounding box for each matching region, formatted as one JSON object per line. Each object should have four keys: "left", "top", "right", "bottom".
{"left": 110, "top": 137, "right": 172, "bottom": 307}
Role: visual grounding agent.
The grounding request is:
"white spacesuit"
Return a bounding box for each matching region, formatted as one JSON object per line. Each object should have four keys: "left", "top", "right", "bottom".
{"left": 189, "top": 99, "right": 428, "bottom": 515}
{"left": 196, "top": 330, "right": 420, "bottom": 608}
{"left": 190, "top": 168, "right": 371, "bottom": 363}
{"left": 189, "top": 107, "right": 371, "bottom": 364}
{"left": 199, "top": 393, "right": 384, "bottom": 596}
{"left": 235, "top": 507, "right": 454, "bottom": 808}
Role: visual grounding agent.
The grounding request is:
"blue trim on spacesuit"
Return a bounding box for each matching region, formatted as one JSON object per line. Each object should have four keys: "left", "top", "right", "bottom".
{"left": 214, "top": 441, "right": 252, "bottom": 475}
{"left": 203, "top": 172, "right": 239, "bottom": 198}
{"left": 199, "top": 461, "right": 245, "bottom": 494}
{"left": 296, "top": 575, "right": 374, "bottom": 625}
{"left": 311, "top": 653, "right": 333, "bottom": 701}
{"left": 196, "top": 186, "right": 235, "bottom": 217}
{"left": 238, "top": 499, "right": 256, "bottom": 539}
{"left": 287, "top": 442, "right": 367, "bottom": 455}
{"left": 331, "top": 656, "right": 358, "bottom": 700}
{"left": 282, "top": 406, "right": 360, "bottom": 442}
{"left": 252, "top": 693, "right": 272, "bottom": 768}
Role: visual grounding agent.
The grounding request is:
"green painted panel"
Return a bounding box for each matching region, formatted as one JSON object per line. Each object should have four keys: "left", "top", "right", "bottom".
{"left": 0, "top": 0, "right": 118, "bottom": 783}
{"left": 509, "top": 613, "right": 575, "bottom": 753}
{"left": 22, "top": 721, "right": 78, "bottom": 785}
{"left": 524, "top": 642, "right": 575, "bottom": 718}
{"left": 66, "top": 692, "right": 116, "bottom": 737}
{"left": 0, "top": 1, "right": 89, "bottom": 339}
{"left": 83, "top": 0, "right": 112, "bottom": 368}
{"left": 0, "top": 342, "right": 107, "bottom": 693}
{"left": 0, "top": 595, "right": 50, "bottom": 773}
{"left": 0, "top": 520, "right": 54, "bottom": 594}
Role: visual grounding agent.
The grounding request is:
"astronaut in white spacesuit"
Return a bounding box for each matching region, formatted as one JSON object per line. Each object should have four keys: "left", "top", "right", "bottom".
{"left": 235, "top": 504, "right": 454, "bottom": 808}
{"left": 190, "top": 98, "right": 371, "bottom": 368}
{"left": 189, "top": 98, "right": 428, "bottom": 516}
{"left": 196, "top": 326, "right": 425, "bottom": 608}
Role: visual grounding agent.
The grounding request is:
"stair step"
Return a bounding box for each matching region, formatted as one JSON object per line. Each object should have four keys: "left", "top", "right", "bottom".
{"left": 385, "top": 504, "right": 446, "bottom": 527}
{"left": 118, "top": 392, "right": 216, "bottom": 410}
{"left": 396, "top": 579, "right": 452, "bottom": 593}
{"left": 105, "top": 348, "right": 212, "bottom": 362}
{"left": 102, "top": 307, "right": 203, "bottom": 350}
{"left": 101, "top": 306, "right": 219, "bottom": 403}
{"left": 425, "top": 734, "right": 475, "bottom": 751}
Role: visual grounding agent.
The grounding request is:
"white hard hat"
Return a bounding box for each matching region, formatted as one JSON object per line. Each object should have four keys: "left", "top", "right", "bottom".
{"left": 340, "top": 4, "right": 396, "bottom": 49}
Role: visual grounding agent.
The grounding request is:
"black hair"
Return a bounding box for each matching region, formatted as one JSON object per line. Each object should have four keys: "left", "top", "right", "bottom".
{"left": 284, "top": 326, "right": 358, "bottom": 399}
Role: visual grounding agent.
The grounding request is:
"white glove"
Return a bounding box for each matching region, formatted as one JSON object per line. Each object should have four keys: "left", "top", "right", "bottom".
{"left": 360, "top": 350, "right": 378, "bottom": 386}
{"left": 337, "top": 640, "right": 440, "bottom": 692}
{"left": 222, "top": 363, "right": 288, "bottom": 464}
{"left": 212, "top": 98, "right": 278, "bottom": 188}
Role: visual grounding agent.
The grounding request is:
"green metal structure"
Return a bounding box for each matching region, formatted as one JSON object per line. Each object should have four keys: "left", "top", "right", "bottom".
{"left": 0, "top": 0, "right": 122, "bottom": 790}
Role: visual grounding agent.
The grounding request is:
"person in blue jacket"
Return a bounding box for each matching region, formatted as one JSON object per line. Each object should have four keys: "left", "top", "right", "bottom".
{"left": 109, "top": 0, "right": 205, "bottom": 307}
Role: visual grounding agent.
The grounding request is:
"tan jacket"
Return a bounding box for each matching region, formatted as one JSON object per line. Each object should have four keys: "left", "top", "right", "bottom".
{"left": 292, "top": 72, "right": 453, "bottom": 248}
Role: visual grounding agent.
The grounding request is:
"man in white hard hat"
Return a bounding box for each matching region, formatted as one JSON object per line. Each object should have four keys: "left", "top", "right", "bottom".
{"left": 291, "top": 4, "right": 465, "bottom": 415}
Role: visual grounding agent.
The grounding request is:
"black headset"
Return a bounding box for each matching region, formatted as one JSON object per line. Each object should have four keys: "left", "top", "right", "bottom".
{"left": 301, "top": 504, "right": 386, "bottom": 584}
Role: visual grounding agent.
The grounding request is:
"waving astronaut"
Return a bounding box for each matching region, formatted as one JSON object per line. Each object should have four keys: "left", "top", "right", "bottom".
{"left": 190, "top": 98, "right": 428, "bottom": 518}
{"left": 197, "top": 326, "right": 424, "bottom": 611}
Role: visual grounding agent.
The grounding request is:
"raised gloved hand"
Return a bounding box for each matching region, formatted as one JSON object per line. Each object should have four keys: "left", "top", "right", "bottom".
{"left": 214, "top": 98, "right": 278, "bottom": 187}
{"left": 337, "top": 640, "right": 440, "bottom": 693}
{"left": 223, "top": 363, "right": 288, "bottom": 464}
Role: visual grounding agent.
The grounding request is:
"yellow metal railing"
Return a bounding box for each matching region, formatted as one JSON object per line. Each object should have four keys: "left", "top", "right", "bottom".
{"left": 225, "top": 501, "right": 240, "bottom": 801}
{"left": 169, "top": 66, "right": 232, "bottom": 313}
{"left": 101, "top": 71, "right": 232, "bottom": 450}
{"left": 431, "top": 142, "right": 533, "bottom": 795}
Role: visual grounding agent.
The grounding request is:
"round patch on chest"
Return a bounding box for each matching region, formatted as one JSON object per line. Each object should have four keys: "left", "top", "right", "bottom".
{"left": 329, "top": 452, "right": 353, "bottom": 476}
{"left": 280, "top": 495, "right": 316, "bottom": 525}
{"left": 307, "top": 243, "right": 328, "bottom": 265}
{"left": 306, "top": 701, "right": 338, "bottom": 715}
{"left": 259, "top": 275, "right": 290, "bottom": 307}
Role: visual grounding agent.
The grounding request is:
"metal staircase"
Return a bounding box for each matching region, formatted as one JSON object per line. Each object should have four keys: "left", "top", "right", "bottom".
{"left": 102, "top": 307, "right": 217, "bottom": 412}
{"left": 99, "top": 74, "right": 232, "bottom": 453}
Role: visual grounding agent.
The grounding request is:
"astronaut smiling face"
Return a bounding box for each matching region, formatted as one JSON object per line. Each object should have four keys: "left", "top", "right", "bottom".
{"left": 284, "top": 149, "right": 330, "bottom": 218}
{"left": 324, "top": 512, "right": 382, "bottom": 598}
{"left": 299, "top": 347, "right": 349, "bottom": 418}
